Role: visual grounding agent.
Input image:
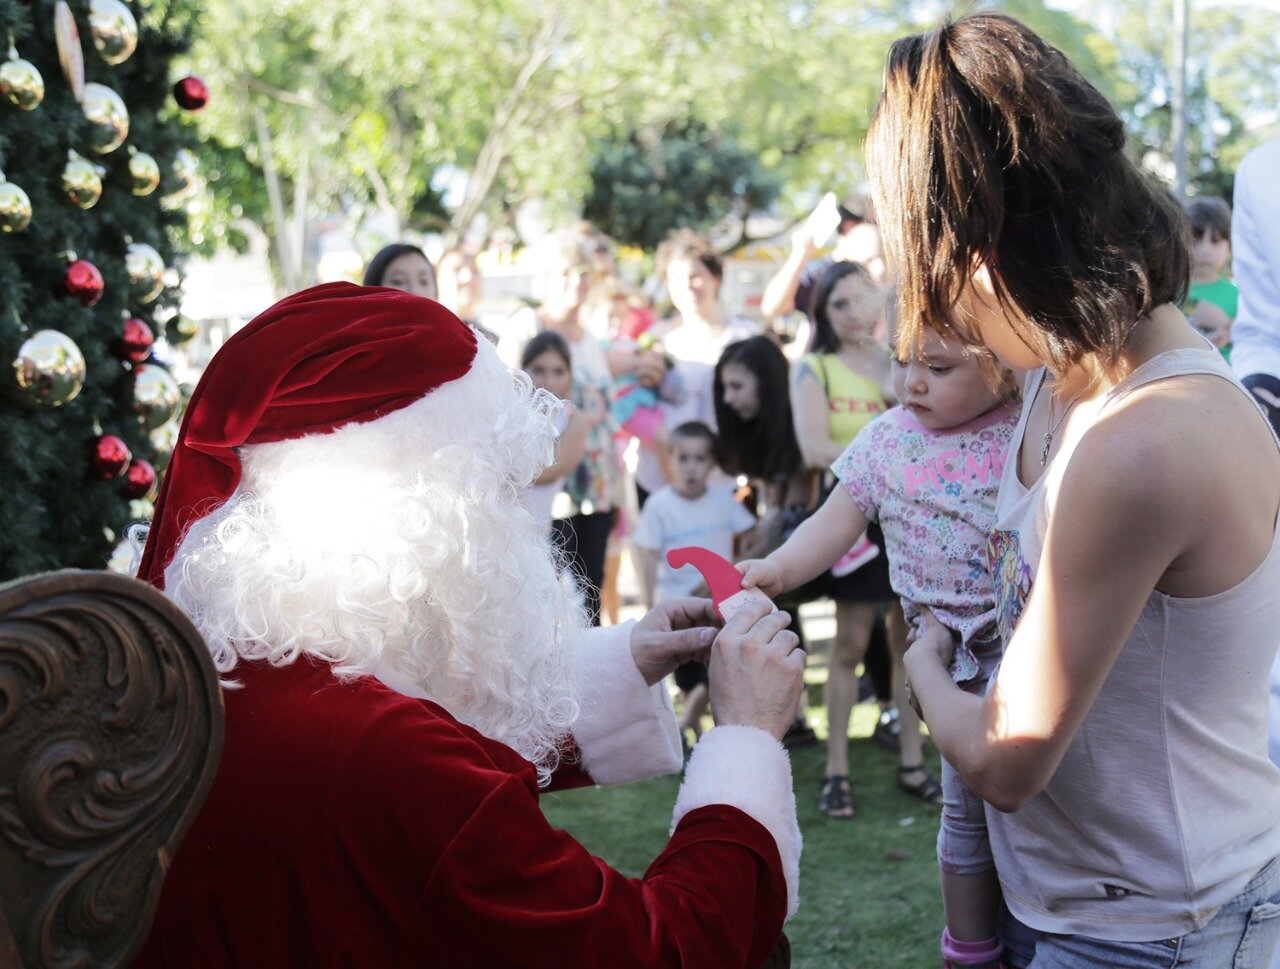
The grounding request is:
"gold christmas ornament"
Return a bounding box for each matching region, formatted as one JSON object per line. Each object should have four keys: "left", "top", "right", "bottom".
{"left": 88, "top": 0, "right": 138, "bottom": 66}
{"left": 12, "top": 329, "right": 87, "bottom": 407}
{"left": 128, "top": 148, "right": 160, "bottom": 196}
{"left": 82, "top": 82, "right": 130, "bottom": 153}
{"left": 128, "top": 498, "right": 155, "bottom": 520}
{"left": 53, "top": 1, "right": 85, "bottom": 102}
{"left": 161, "top": 148, "right": 199, "bottom": 206}
{"left": 63, "top": 150, "right": 104, "bottom": 209}
{"left": 167, "top": 314, "right": 198, "bottom": 344}
{"left": 126, "top": 242, "right": 166, "bottom": 304}
{"left": 132, "top": 363, "right": 181, "bottom": 429}
{"left": 0, "top": 170, "right": 32, "bottom": 232}
{"left": 149, "top": 417, "right": 179, "bottom": 471}
{"left": 1, "top": 46, "right": 44, "bottom": 110}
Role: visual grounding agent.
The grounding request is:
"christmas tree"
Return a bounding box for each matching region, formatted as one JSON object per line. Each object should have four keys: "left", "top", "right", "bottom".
{"left": 0, "top": 0, "right": 201, "bottom": 580}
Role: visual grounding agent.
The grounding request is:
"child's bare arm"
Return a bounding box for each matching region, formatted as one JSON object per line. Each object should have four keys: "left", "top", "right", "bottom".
{"left": 534, "top": 407, "right": 587, "bottom": 484}
{"left": 740, "top": 488, "right": 869, "bottom": 596}
{"left": 637, "top": 545, "right": 660, "bottom": 610}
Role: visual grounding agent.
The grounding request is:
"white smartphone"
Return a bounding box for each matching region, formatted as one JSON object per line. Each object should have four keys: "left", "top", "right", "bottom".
{"left": 804, "top": 192, "right": 842, "bottom": 248}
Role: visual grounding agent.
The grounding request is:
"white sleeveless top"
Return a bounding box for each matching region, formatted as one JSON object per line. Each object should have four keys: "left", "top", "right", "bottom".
{"left": 986, "top": 347, "right": 1280, "bottom": 942}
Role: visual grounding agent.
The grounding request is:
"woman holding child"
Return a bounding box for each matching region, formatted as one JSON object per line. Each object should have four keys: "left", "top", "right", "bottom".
{"left": 872, "top": 13, "right": 1280, "bottom": 967}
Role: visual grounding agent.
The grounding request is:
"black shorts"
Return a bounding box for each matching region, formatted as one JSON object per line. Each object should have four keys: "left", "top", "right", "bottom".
{"left": 828, "top": 521, "right": 894, "bottom": 603}
{"left": 673, "top": 659, "right": 708, "bottom": 693}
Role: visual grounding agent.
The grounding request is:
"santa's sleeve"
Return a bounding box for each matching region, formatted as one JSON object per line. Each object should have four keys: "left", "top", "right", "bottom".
{"left": 551, "top": 621, "right": 683, "bottom": 790}
{"left": 410, "top": 769, "right": 795, "bottom": 968}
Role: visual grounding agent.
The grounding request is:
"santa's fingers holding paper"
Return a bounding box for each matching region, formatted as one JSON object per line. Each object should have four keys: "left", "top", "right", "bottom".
{"left": 630, "top": 596, "right": 721, "bottom": 686}
{"left": 709, "top": 602, "right": 806, "bottom": 740}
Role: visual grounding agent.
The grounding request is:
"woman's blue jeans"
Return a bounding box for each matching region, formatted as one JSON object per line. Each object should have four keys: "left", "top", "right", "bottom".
{"left": 1000, "top": 857, "right": 1280, "bottom": 968}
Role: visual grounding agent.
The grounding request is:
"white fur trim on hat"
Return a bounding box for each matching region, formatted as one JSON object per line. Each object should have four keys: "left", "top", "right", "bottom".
{"left": 570, "top": 622, "right": 684, "bottom": 786}
{"left": 673, "top": 726, "right": 802, "bottom": 919}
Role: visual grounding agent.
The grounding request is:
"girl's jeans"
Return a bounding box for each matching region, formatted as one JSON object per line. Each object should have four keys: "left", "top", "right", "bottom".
{"left": 1000, "top": 856, "right": 1280, "bottom": 968}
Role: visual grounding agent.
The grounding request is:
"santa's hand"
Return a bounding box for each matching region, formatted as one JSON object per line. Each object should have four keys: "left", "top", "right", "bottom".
{"left": 708, "top": 600, "right": 805, "bottom": 740}
{"left": 630, "top": 597, "right": 720, "bottom": 686}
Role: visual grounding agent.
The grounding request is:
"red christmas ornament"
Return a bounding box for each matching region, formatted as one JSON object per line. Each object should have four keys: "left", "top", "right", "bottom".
{"left": 123, "top": 458, "right": 157, "bottom": 499}
{"left": 65, "top": 259, "right": 105, "bottom": 306}
{"left": 121, "top": 316, "right": 154, "bottom": 362}
{"left": 172, "top": 75, "right": 209, "bottom": 111}
{"left": 92, "top": 434, "right": 132, "bottom": 479}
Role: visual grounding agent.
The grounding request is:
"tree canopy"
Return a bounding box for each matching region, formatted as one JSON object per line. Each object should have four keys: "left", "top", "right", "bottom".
{"left": 184, "top": 0, "right": 1280, "bottom": 273}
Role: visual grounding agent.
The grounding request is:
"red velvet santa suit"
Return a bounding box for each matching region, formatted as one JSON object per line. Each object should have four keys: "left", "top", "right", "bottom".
{"left": 130, "top": 283, "right": 802, "bottom": 967}
{"left": 132, "top": 629, "right": 796, "bottom": 968}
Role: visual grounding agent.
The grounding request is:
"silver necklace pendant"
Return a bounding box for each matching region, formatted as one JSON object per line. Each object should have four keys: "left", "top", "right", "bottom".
{"left": 1040, "top": 432, "right": 1053, "bottom": 466}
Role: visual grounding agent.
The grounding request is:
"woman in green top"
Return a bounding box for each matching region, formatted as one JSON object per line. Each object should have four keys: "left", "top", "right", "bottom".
{"left": 791, "top": 259, "right": 942, "bottom": 817}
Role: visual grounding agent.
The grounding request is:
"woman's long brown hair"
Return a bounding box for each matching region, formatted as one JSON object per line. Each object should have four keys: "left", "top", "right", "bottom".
{"left": 867, "top": 13, "right": 1189, "bottom": 371}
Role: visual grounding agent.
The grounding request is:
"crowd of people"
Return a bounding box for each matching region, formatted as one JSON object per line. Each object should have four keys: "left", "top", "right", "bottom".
{"left": 127, "top": 10, "right": 1280, "bottom": 969}
{"left": 360, "top": 213, "right": 953, "bottom": 814}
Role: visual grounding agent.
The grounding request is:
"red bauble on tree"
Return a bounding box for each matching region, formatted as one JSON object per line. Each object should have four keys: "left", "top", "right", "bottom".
{"left": 65, "top": 258, "right": 104, "bottom": 306}
{"left": 91, "top": 434, "right": 131, "bottom": 478}
{"left": 123, "top": 458, "right": 157, "bottom": 499}
{"left": 120, "top": 316, "right": 154, "bottom": 362}
{"left": 172, "top": 75, "right": 209, "bottom": 111}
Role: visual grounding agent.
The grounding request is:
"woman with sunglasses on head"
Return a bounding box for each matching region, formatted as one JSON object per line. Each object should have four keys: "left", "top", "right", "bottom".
{"left": 877, "top": 13, "right": 1280, "bottom": 968}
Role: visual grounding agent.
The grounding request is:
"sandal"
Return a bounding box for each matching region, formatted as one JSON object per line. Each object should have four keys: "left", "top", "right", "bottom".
{"left": 897, "top": 764, "right": 943, "bottom": 805}
{"left": 871, "top": 707, "right": 901, "bottom": 752}
{"left": 819, "top": 775, "right": 855, "bottom": 819}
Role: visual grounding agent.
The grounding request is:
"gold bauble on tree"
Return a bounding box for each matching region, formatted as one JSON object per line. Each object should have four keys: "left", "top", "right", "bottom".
{"left": 128, "top": 148, "right": 160, "bottom": 196}
{"left": 88, "top": 0, "right": 138, "bottom": 66}
{"left": 162, "top": 148, "right": 199, "bottom": 206}
{"left": 53, "top": 0, "right": 85, "bottom": 102}
{"left": 126, "top": 242, "right": 166, "bottom": 304}
{"left": 132, "top": 363, "right": 181, "bottom": 429}
{"left": 167, "top": 314, "right": 198, "bottom": 344}
{"left": 0, "top": 170, "right": 32, "bottom": 232}
{"left": 12, "top": 330, "right": 87, "bottom": 407}
{"left": 81, "top": 81, "right": 129, "bottom": 154}
{"left": 63, "top": 150, "right": 104, "bottom": 209}
{"left": 149, "top": 418, "right": 180, "bottom": 471}
{"left": 1, "top": 45, "right": 44, "bottom": 110}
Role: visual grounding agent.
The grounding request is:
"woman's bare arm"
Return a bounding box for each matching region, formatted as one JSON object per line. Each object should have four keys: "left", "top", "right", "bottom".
{"left": 790, "top": 361, "right": 846, "bottom": 470}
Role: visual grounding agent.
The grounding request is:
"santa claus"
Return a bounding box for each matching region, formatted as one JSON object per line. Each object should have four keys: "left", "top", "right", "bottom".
{"left": 131, "top": 282, "right": 804, "bottom": 968}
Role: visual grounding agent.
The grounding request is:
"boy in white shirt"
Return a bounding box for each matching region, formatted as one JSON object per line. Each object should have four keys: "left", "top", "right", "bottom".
{"left": 633, "top": 421, "right": 756, "bottom": 743}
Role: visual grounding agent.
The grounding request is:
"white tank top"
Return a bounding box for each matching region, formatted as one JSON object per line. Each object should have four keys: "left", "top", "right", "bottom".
{"left": 986, "top": 346, "right": 1280, "bottom": 942}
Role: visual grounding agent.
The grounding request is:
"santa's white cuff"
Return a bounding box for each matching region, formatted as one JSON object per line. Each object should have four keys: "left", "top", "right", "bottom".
{"left": 571, "top": 622, "right": 683, "bottom": 786}
{"left": 672, "top": 726, "right": 801, "bottom": 919}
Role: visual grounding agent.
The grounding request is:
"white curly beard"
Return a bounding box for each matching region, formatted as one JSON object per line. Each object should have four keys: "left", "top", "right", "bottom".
{"left": 160, "top": 340, "right": 586, "bottom": 786}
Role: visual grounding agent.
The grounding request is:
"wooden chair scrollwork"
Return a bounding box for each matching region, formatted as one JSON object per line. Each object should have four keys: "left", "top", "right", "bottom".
{"left": 0, "top": 570, "right": 224, "bottom": 969}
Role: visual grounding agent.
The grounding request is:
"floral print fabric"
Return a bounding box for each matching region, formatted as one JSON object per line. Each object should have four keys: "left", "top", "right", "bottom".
{"left": 832, "top": 403, "right": 1019, "bottom": 650}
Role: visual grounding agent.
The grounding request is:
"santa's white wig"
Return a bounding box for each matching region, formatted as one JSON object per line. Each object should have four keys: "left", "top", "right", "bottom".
{"left": 163, "top": 339, "right": 585, "bottom": 785}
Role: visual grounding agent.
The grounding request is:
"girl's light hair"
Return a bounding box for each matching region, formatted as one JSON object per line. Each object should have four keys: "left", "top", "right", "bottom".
{"left": 162, "top": 341, "right": 584, "bottom": 786}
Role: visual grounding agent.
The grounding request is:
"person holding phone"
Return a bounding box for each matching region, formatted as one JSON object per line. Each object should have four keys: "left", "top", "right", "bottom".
{"left": 760, "top": 193, "right": 888, "bottom": 331}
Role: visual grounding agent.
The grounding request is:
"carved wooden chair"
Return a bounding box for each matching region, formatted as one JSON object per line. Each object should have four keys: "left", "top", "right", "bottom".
{"left": 0, "top": 570, "right": 223, "bottom": 969}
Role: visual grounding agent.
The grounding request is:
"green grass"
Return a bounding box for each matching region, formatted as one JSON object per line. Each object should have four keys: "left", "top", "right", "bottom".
{"left": 541, "top": 700, "right": 945, "bottom": 968}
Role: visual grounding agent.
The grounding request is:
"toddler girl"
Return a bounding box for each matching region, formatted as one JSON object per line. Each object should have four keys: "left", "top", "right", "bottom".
{"left": 521, "top": 332, "right": 588, "bottom": 527}
{"left": 741, "top": 331, "right": 1019, "bottom": 969}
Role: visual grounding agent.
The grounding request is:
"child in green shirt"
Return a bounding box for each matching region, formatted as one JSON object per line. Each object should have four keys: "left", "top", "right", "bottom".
{"left": 1184, "top": 196, "right": 1238, "bottom": 359}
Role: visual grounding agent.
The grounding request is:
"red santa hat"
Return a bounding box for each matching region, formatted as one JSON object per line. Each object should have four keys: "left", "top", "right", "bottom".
{"left": 138, "top": 281, "right": 478, "bottom": 589}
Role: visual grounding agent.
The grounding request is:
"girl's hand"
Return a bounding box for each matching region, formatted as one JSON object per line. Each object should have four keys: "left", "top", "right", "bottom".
{"left": 903, "top": 608, "right": 953, "bottom": 722}
{"left": 738, "top": 558, "right": 785, "bottom": 598}
{"left": 905, "top": 608, "right": 954, "bottom": 669}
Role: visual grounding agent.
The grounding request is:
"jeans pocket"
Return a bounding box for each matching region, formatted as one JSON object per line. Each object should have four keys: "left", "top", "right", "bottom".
{"left": 1233, "top": 901, "right": 1280, "bottom": 969}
